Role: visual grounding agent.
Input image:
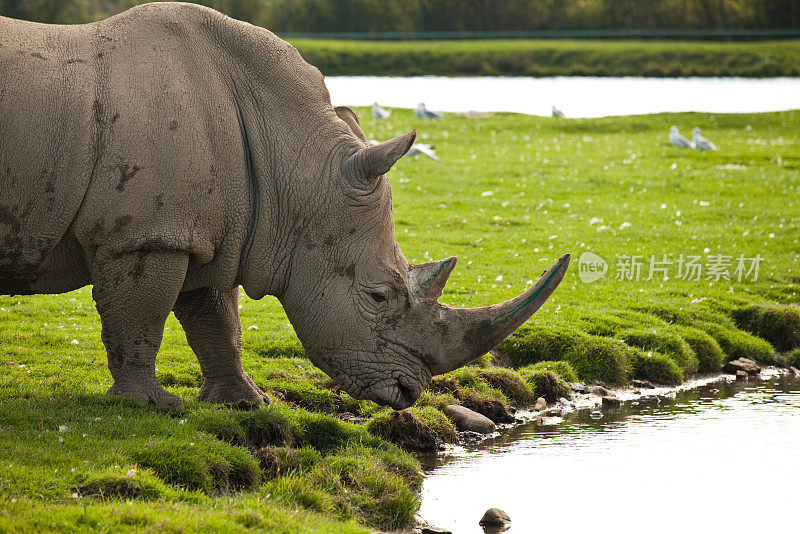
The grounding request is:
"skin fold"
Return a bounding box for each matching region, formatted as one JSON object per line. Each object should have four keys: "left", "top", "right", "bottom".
{"left": 0, "top": 3, "right": 569, "bottom": 410}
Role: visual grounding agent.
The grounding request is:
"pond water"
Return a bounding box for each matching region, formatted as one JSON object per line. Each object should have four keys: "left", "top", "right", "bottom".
{"left": 418, "top": 374, "right": 800, "bottom": 534}
{"left": 325, "top": 76, "right": 800, "bottom": 117}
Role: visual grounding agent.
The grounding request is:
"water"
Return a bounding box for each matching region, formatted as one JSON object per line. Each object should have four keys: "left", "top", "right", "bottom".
{"left": 419, "top": 375, "right": 800, "bottom": 534}
{"left": 325, "top": 76, "right": 800, "bottom": 117}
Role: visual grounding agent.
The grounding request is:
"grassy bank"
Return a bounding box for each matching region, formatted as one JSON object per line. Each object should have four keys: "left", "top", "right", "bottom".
{"left": 290, "top": 38, "right": 800, "bottom": 77}
{"left": 1, "top": 109, "right": 799, "bottom": 532}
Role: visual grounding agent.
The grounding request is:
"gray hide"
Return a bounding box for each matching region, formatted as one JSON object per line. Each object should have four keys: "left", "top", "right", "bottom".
{"left": 0, "top": 3, "right": 569, "bottom": 410}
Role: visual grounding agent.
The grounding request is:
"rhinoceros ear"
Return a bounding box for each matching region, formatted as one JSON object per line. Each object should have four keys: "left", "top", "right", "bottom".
{"left": 344, "top": 130, "right": 416, "bottom": 188}
{"left": 334, "top": 106, "right": 368, "bottom": 144}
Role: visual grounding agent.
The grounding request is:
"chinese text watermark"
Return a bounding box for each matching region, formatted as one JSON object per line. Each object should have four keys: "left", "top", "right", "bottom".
{"left": 579, "top": 252, "right": 763, "bottom": 283}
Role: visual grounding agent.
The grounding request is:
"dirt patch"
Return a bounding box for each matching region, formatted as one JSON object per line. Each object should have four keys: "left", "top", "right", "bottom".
{"left": 371, "top": 410, "right": 438, "bottom": 453}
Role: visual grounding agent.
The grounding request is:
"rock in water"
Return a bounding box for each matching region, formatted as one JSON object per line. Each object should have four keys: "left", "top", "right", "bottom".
{"left": 533, "top": 396, "right": 547, "bottom": 410}
{"left": 443, "top": 405, "right": 496, "bottom": 434}
{"left": 479, "top": 508, "right": 511, "bottom": 526}
{"left": 723, "top": 357, "right": 761, "bottom": 375}
{"left": 602, "top": 396, "right": 622, "bottom": 407}
{"left": 420, "top": 526, "right": 452, "bottom": 534}
{"left": 459, "top": 397, "right": 515, "bottom": 424}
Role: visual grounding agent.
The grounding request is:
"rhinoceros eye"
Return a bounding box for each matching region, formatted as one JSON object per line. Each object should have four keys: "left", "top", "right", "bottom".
{"left": 369, "top": 292, "right": 387, "bottom": 303}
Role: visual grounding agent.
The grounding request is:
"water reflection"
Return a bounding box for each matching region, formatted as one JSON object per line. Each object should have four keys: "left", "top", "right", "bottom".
{"left": 420, "top": 375, "right": 800, "bottom": 534}
{"left": 326, "top": 76, "right": 800, "bottom": 117}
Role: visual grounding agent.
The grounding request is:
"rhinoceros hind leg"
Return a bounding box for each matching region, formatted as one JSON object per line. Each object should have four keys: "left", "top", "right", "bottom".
{"left": 92, "top": 249, "right": 189, "bottom": 410}
{"left": 173, "top": 286, "right": 268, "bottom": 409}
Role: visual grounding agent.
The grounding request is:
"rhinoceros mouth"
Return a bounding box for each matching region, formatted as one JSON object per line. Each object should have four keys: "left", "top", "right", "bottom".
{"left": 315, "top": 347, "right": 432, "bottom": 410}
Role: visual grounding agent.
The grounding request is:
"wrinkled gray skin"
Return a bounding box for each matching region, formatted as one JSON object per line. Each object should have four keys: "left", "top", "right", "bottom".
{"left": 0, "top": 3, "right": 569, "bottom": 410}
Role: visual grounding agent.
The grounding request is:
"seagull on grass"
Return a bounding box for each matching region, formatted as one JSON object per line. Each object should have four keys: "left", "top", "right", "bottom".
{"left": 692, "top": 127, "right": 718, "bottom": 151}
{"left": 669, "top": 126, "right": 694, "bottom": 149}
{"left": 407, "top": 143, "right": 439, "bottom": 162}
{"left": 371, "top": 102, "right": 391, "bottom": 119}
{"left": 415, "top": 103, "right": 444, "bottom": 119}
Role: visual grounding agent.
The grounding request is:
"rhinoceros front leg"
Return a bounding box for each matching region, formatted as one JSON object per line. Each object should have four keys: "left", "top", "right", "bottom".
{"left": 91, "top": 249, "right": 189, "bottom": 409}
{"left": 172, "top": 286, "right": 268, "bottom": 409}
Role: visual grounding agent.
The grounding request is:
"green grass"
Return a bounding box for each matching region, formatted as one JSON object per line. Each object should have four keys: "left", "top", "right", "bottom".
{"left": 291, "top": 39, "right": 800, "bottom": 77}
{"left": 2, "top": 108, "right": 799, "bottom": 531}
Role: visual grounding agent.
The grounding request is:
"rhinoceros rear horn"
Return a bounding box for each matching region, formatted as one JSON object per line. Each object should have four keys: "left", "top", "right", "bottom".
{"left": 344, "top": 130, "right": 416, "bottom": 188}
{"left": 409, "top": 257, "right": 457, "bottom": 302}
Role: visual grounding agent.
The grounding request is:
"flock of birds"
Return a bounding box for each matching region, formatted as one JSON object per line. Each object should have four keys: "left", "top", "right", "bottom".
{"left": 368, "top": 103, "right": 719, "bottom": 162}
{"left": 669, "top": 125, "right": 718, "bottom": 151}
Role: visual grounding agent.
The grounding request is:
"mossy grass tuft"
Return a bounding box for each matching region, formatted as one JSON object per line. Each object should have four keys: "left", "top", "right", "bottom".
{"left": 131, "top": 438, "right": 261, "bottom": 495}
{"left": 527, "top": 360, "right": 580, "bottom": 383}
{"left": 732, "top": 304, "right": 800, "bottom": 352}
{"left": 621, "top": 329, "right": 699, "bottom": 377}
{"left": 674, "top": 326, "right": 725, "bottom": 373}
{"left": 518, "top": 369, "right": 571, "bottom": 402}
{"left": 477, "top": 367, "right": 536, "bottom": 406}
{"left": 697, "top": 321, "right": 777, "bottom": 364}
{"left": 630, "top": 351, "right": 684, "bottom": 385}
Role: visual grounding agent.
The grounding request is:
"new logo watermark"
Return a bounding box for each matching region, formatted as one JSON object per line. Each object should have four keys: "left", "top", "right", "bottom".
{"left": 578, "top": 252, "right": 764, "bottom": 283}
{"left": 579, "top": 252, "right": 608, "bottom": 283}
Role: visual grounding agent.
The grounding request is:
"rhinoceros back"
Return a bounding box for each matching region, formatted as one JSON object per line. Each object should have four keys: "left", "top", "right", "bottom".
{"left": 0, "top": 16, "right": 97, "bottom": 288}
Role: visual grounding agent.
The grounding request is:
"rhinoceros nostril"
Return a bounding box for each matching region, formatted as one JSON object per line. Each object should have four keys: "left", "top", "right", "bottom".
{"left": 395, "top": 380, "right": 416, "bottom": 410}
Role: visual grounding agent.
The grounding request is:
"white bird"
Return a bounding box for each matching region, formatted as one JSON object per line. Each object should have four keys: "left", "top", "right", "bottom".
{"left": 551, "top": 105, "right": 565, "bottom": 118}
{"left": 414, "top": 102, "right": 444, "bottom": 119}
{"left": 371, "top": 102, "right": 391, "bottom": 119}
{"left": 407, "top": 143, "right": 439, "bottom": 162}
{"left": 692, "top": 127, "right": 718, "bottom": 151}
{"left": 669, "top": 126, "right": 694, "bottom": 149}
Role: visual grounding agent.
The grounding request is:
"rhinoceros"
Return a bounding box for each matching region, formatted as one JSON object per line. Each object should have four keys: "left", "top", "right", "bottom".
{"left": 0, "top": 3, "right": 569, "bottom": 410}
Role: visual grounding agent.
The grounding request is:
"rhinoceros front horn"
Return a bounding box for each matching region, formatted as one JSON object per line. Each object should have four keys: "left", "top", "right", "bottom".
{"left": 424, "top": 253, "right": 571, "bottom": 375}
{"left": 344, "top": 130, "right": 416, "bottom": 187}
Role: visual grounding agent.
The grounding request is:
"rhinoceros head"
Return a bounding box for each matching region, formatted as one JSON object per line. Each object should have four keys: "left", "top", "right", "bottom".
{"left": 275, "top": 106, "right": 569, "bottom": 410}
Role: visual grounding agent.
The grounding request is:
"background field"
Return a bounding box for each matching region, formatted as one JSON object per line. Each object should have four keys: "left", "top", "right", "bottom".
{"left": 292, "top": 38, "right": 800, "bottom": 77}
{"left": 1, "top": 109, "right": 798, "bottom": 532}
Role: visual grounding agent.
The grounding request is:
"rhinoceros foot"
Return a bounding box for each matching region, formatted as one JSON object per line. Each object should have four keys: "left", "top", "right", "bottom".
{"left": 197, "top": 372, "right": 269, "bottom": 409}
{"left": 107, "top": 379, "right": 184, "bottom": 410}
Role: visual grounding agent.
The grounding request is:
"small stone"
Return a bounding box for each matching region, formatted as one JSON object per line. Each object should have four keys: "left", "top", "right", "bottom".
{"left": 590, "top": 411, "right": 603, "bottom": 419}
{"left": 736, "top": 370, "right": 748, "bottom": 381}
{"left": 444, "top": 405, "right": 496, "bottom": 434}
{"left": 533, "top": 397, "right": 547, "bottom": 410}
{"left": 570, "top": 382, "right": 589, "bottom": 393}
{"left": 723, "top": 357, "right": 761, "bottom": 375}
{"left": 460, "top": 430, "right": 484, "bottom": 444}
{"left": 538, "top": 416, "right": 563, "bottom": 426}
{"left": 590, "top": 385, "right": 611, "bottom": 397}
{"left": 601, "top": 396, "right": 622, "bottom": 407}
{"left": 631, "top": 379, "right": 655, "bottom": 389}
{"left": 479, "top": 507, "right": 511, "bottom": 526}
{"left": 421, "top": 527, "right": 452, "bottom": 534}
{"left": 58, "top": 425, "right": 70, "bottom": 433}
